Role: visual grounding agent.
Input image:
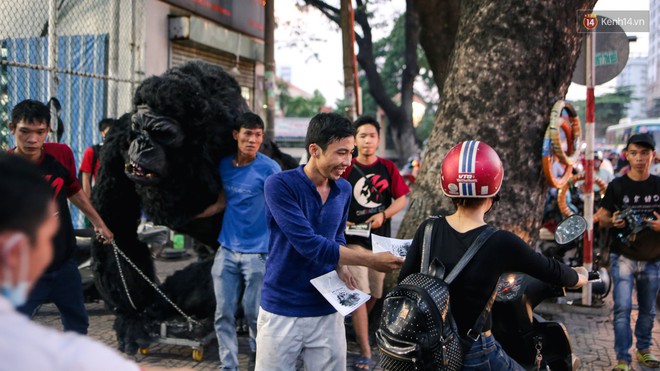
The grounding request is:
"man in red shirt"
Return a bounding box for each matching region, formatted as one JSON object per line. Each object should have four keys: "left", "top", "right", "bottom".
{"left": 341, "top": 115, "right": 410, "bottom": 370}
{"left": 8, "top": 99, "right": 113, "bottom": 334}
{"left": 79, "top": 118, "right": 114, "bottom": 196}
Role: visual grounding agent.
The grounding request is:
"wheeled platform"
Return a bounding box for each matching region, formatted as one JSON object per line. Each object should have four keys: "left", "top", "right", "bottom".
{"left": 139, "top": 319, "right": 215, "bottom": 361}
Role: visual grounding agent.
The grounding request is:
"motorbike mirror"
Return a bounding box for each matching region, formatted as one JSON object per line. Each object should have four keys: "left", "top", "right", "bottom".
{"left": 554, "top": 215, "right": 588, "bottom": 245}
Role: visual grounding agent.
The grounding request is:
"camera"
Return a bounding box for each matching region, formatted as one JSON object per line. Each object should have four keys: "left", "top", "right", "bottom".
{"left": 615, "top": 207, "right": 647, "bottom": 244}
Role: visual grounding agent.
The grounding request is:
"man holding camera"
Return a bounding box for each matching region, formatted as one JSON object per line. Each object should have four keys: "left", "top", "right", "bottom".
{"left": 596, "top": 133, "right": 660, "bottom": 371}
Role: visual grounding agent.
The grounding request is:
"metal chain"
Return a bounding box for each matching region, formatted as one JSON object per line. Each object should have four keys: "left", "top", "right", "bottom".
{"left": 113, "top": 243, "right": 138, "bottom": 311}
{"left": 111, "top": 240, "right": 202, "bottom": 327}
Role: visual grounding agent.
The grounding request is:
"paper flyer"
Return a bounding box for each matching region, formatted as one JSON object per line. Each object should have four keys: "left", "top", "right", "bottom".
{"left": 345, "top": 223, "right": 371, "bottom": 237}
{"left": 371, "top": 233, "right": 413, "bottom": 258}
{"left": 310, "top": 270, "right": 370, "bottom": 316}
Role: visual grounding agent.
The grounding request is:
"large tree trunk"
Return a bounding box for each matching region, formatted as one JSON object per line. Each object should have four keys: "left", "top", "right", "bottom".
{"left": 399, "top": 0, "right": 597, "bottom": 241}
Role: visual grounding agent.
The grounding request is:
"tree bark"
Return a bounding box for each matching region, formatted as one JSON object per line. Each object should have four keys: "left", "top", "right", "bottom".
{"left": 399, "top": 0, "right": 598, "bottom": 242}
{"left": 414, "top": 0, "right": 460, "bottom": 92}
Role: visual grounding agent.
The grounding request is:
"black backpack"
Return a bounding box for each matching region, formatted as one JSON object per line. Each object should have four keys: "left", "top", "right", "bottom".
{"left": 377, "top": 217, "right": 497, "bottom": 371}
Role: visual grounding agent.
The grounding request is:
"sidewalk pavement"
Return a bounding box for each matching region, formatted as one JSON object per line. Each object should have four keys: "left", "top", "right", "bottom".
{"left": 33, "top": 252, "right": 660, "bottom": 371}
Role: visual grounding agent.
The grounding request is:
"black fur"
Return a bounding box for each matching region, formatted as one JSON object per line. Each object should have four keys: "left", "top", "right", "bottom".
{"left": 260, "top": 134, "right": 300, "bottom": 170}
{"left": 131, "top": 61, "right": 245, "bottom": 240}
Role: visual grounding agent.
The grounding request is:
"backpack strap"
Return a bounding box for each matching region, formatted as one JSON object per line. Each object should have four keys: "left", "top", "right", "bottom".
{"left": 444, "top": 226, "right": 497, "bottom": 284}
{"left": 465, "top": 286, "right": 498, "bottom": 342}
{"left": 452, "top": 227, "right": 498, "bottom": 342}
{"left": 420, "top": 219, "right": 498, "bottom": 343}
{"left": 420, "top": 216, "right": 440, "bottom": 275}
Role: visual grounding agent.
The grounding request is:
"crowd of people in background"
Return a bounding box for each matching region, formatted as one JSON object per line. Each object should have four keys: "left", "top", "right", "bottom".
{"left": 596, "top": 133, "right": 660, "bottom": 371}
{"left": 542, "top": 133, "right": 660, "bottom": 371}
{"left": 2, "top": 96, "right": 658, "bottom": 371}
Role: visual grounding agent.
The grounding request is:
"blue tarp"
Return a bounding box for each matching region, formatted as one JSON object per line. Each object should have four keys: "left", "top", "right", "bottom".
{"left": 4, "top": 34, "right": 108, "bottom": 227}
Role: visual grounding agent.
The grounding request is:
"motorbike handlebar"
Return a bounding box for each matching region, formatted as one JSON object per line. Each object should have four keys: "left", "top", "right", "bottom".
{"left": 588, "top": 271, "right": 601, "bottom": 281}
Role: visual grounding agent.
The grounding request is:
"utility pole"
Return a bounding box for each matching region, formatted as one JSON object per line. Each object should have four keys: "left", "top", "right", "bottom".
{"left": 264, "top": 0, "right": 276, "bottom": 139}
{"left": 341, "top": 0, "right": 358, "bottom": 120}
{"left": 582, "top": 29, "right": 596, "bottom": 307}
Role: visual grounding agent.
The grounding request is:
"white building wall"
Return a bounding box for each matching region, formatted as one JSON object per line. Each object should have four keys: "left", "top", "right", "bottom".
{"left": 648, "top": 0, "right": 660, "bottom": 114}
{"left": 617, "top": 57, "right": 648, "bottom": 119}
{"left": 144, "top": 0, "right": 172, "bottom": 78}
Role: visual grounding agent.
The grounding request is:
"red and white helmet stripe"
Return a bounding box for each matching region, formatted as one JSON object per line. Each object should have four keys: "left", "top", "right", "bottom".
{"left": 441, "top": 141, "right": 503, "bottom": 198}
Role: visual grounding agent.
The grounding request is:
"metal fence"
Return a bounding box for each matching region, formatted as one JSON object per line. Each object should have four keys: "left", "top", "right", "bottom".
{"left": 0, "top": 0, "right": 144, "bottom": 227}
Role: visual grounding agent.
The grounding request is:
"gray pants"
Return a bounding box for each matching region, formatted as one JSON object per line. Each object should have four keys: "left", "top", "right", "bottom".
{"left": 255, "top": 307, "right": 347, "bottom": 371}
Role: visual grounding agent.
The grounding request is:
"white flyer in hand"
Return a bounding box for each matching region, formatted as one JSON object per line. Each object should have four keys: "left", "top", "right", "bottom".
{"left": 371, "top": 233, "right": 413, "bottom": 258}
{"left": 310, "top": 270, "right": 370, "bottom": 316}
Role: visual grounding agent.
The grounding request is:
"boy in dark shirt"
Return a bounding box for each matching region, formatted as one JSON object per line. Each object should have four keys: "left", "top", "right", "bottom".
{"left": 341, "top": 116, "right": 409, "bottom": 368}
{"left": 8, "top": 99, "right": 113, "bottom": 334}
{"left": 596, "top": 133, "right": 660, "bottom": 371}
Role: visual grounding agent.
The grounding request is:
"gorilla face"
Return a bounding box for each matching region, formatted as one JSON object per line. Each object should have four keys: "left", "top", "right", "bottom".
{"left": 125, "top": 105, "right": 184, "bottom": 184}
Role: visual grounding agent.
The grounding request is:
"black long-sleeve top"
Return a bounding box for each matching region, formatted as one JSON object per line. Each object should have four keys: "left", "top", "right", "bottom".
{"left": 398, "top": 217, "right": 578, "bottom": 336}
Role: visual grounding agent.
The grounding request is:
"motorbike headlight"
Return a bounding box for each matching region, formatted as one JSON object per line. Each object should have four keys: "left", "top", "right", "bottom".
{"left": 496, "top": 273, "right": 524, "bottom": 302}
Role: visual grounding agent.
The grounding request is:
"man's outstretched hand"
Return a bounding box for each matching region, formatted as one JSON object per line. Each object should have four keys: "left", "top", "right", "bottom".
{"left": 369, "top": 252, "right": 404, "bottom": 273}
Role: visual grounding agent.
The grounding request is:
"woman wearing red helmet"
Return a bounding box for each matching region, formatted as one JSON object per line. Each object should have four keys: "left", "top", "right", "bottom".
{"left": 398, "top": 141, "right": 588, "bottom": 370}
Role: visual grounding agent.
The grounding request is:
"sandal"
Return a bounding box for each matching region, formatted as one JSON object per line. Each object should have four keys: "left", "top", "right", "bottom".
{"left": 613, "top": 362, "right": 631, "bottom": 371}
{"left": 637, "top": 350, "right": 660, "bottom": 368}
{"left": 354, "top": 356, "right": 371, "bottom": 371}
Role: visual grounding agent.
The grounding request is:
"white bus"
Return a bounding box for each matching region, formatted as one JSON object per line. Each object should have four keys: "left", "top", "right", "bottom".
{"left": 605, "top": 119, "right": 660, "bottom": 152}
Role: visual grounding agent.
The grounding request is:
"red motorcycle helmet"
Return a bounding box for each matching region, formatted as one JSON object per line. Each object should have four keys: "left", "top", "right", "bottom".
{"left": 441, "top": 141, "right": 503, "bottom": 198}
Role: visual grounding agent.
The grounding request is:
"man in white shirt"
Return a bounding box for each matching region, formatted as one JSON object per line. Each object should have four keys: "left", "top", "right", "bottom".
{"left": 0, "top": 153, "right": 190, "bottom": 371}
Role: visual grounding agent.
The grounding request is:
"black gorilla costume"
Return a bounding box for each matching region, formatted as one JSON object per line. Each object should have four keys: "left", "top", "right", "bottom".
{"left": 90, "top": 61, "right": 296, "bottom": 354}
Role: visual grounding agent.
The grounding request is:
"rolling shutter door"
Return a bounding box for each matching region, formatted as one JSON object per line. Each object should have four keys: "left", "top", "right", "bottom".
{"left": 171, "top": 41, "right": 255, "bottom": 107}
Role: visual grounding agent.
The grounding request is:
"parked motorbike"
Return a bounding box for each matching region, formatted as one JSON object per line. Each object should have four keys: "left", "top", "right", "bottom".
{"left": 538, "top": 184, "right": 612, "bottom": 303}
{"left": 540, "top": 172, "right": 610, "bottom": 270}
{"left": 537, "top": 227, "right": 611, "bottom": 304}
{"left": 492, "top": 215, "right": 601, "bottom": 370}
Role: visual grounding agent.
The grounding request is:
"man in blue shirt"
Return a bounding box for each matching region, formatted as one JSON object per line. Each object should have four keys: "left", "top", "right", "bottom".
{"left": 200, "top": 112, "right": 280, "bottom": 371}
{"left": 255, "top": 113, "right": 403, "bottom": 371}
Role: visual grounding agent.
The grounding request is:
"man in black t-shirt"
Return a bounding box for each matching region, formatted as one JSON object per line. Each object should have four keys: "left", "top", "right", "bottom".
{"left": 596, "top": 133, "right": 660, "bottom": 370}
{"left": 8, "top": 99, "right": 113, "bottom": 335}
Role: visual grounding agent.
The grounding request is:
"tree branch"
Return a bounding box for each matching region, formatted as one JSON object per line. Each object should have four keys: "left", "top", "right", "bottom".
{"left": 303, "top": 0, "right": 341, "bottom": 25}
{"left": 351, "top": 2, "right": 399, "bottom": 117}
{"left": 400, "top": 0, "right": 420, "bottom": 124}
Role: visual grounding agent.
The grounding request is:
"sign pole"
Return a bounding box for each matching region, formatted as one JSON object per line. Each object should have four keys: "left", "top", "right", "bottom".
{"left": 582, "top": 29, "right": 595, "bottom": 306}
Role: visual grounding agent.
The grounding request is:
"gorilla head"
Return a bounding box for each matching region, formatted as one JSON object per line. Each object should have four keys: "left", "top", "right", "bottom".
{"left": 126, "top": 105, "right": 183, "bottom": 182}
{"left": 124, "top": 61, "right": 247, "bottom": 232}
